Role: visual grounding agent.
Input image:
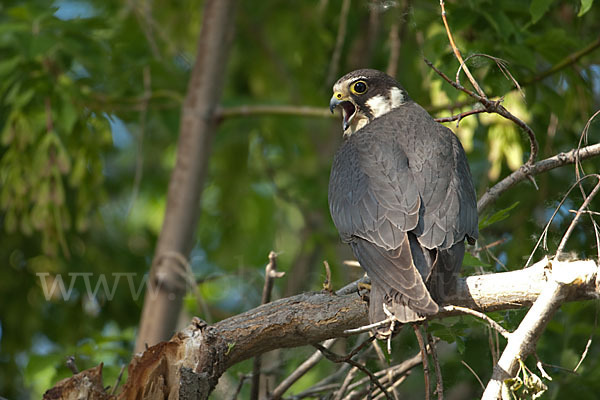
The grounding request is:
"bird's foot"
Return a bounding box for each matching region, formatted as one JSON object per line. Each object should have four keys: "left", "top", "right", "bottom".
{"left": 357, "top": 282, "right": 371, "bottom": 302}
{"left": 380, "top": 304, "right": 400, "bottom": 354}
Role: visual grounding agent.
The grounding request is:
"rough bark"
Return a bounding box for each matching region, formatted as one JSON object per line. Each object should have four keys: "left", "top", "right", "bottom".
{"left": 135, "top": 0, "right": 237, "bottom": 352}
{"left": 45, "top": 258, "right": 599, "bottom": 399}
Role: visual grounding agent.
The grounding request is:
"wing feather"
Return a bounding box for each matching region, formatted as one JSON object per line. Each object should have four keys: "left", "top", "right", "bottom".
{"left": 328, "top": 100, "right": 478, "bottom": 324}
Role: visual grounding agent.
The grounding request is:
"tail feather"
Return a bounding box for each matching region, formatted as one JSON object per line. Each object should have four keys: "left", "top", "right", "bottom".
{"left": 427, "top": 241, "right": 465, "bottom": 302}
{"left": 351, "top": 234, "right": 438, "bottom": 326}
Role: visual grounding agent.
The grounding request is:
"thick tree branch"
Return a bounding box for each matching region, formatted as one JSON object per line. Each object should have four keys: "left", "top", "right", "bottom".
{"left": 46, "top": 258, "right": 598, "bottom": 399}
{"left": 135, "top": 0, "right": 237, "bottom": 352}
{"left": 482, "top": 259, "right": 599, "bottom": 399}
{"left": 478, "top": 143, "right": 600, "bottom": 213}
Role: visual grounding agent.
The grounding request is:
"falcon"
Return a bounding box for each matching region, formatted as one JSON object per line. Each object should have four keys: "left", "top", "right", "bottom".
{"left": 328, "top": 69, "right": 478, "bottom": 332}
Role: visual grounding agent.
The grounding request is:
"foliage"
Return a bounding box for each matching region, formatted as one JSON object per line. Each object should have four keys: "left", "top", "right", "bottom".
{"left": 0, "top": 0, "right": 599, "bottom": 398}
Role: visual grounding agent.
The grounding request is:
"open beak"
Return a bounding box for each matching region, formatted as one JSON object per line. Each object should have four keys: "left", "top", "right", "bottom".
{"left": 330, "top": 93, "right": 356, "bottom": 131}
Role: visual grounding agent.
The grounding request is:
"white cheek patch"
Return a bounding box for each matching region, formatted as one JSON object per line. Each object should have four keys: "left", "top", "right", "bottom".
{"left": 390, "top": 87, "right": 405, "bottom": 107}
{"left": 366, "top": 95, "right": 391, "bottom": 118}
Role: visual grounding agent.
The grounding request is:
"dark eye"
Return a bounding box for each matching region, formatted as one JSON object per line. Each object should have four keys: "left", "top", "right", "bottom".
{"left": 351, "top": 80, "right": 368, "bottom": 94}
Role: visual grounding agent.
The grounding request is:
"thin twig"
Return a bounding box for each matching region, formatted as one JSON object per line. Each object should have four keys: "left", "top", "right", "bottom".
{"left": 346, "top": 335, "right": 378, "bottom": 360}
{"left": 461, "top": 360, "right": 485, "bottom": 390}
{"left": 525, "top": 36, "right": 600, "bottom": 85}
{"left": 371, "top": 335, "right": 388, "bottom": 366}
{"left": 575, "top": 109, "right": 600, "bottom": 263}
{"left": 413, "top": 325, "right": 431, "bottom": 400}
{"left": 425, "top": 57, "right": 539, "bottom": 166}
{"left": 270, "top": 338, "right": 337, "bottom": 399}
{"left": 441, "top": 305, "right": 510, "bottom": 339}
{"left": 372, "top": 375, "right": 408, "bottom": 400}
{"left": 294, "top": 365, "right": 351, "bottom": 399}
{"left": 534, "top": 354, "right": 553, "bottom": 381}
{"left": 346, "top": 349, "right": 424, "bottom": 394}
{"left": 487, "top": 326, "right": 499, "bottom": 366}
{"left": 217, "top": 105, "right": 334, "bottom": 120}
{"left": 229, "top": 374, "right": 251, "bottom": 400}
{"left": 439, "top": 0, "right": 486, "bottom": 98}
{"left": 477, "top": 237, "right": 508, "bottom": 271}
{"left": 457, "top": 54, "right": 524, "bottom": 98}
{"left": 425, "top": 326, "right": 444, "bottom": 400}
{"left": 525, "top": 174, "right": 600, "bottom": 267}
{"left": 313, "top": 342, "right": 393, "bottom": 400}
{"left": 344, "top": 317, "right": 395, "bottom": 335}
{"left": 574, "top": 302, "right": 598, "bottom": 372}
{"left": 434, "top": 108, "right": 487, "bottom": 124}
{"left": 335, "top": 366, "right": 360, "bottom": 400}
{"left": 251, "top": 251, "right": 283, "bottom": 400}
{"left": 110, "top": 365, "right": 126, "bottom": 395}
{"left": 556, "top": 178, "right": 600, "bottom": 256}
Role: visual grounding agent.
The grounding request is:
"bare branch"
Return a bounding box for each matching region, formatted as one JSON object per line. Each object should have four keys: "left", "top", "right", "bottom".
{"left": 270, "top": 338, "right": 337, "bottom": 400}
{"left": 426, "top": 327, "right": 444, "bottom": 400}
{"left": 573, "top": 303, "right": 598, "bottom": 373}
{"left": 526, "top": 174, "right": 600, "bottom": 267}
{"left": 439, "top": 0, "right": 486, "bottom": 98}
{"left": 413, "top": 325, "right": 431, "bottom": 400}
{"left": 49, "top": 258, "right": 599, "bottom": 398}
{"left": 217, "top": 105, "right": 334, "bottom": 120}
{"left": 424, "top": 58, "right": 539, "bottom": 166}
{"left": 135, "top": 0, "right": 237, "bottom": 352}
{"left": 434, "top": 108, "right": 487, "bottom": 125}
{"left": 344, "top": 317, "right": 395, "bottom": 335}
{"left": 461, "top": 360, "right": 485, "bottom": 391}
{"left": 251, "top": 251, "right": 283, "bottom": 400}
{"left": 478, "top": 143, "right": 600, "bottom": 213}
{"left": 313, "top": 342, "right": 393, "bottom": 400}
{"left": 482, "top": 258, "right": 598, "bottom": 399}
{"left": 441, "top": 305, "right": 509, "bottom": 339}
{"left": 556, "top": 177, "right": 600, "bottom": 256}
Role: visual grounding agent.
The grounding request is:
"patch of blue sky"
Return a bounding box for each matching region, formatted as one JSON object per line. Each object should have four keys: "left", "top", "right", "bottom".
{"left": 105, "top": 113, "right": 132, "bottom": 149}
{"left": 53, "top": 0, "right": 95, "bottom": 20}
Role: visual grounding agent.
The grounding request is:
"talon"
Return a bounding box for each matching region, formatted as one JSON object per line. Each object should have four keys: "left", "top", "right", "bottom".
{"left": 357, "top": 282, "right": 371, "bottom": 302}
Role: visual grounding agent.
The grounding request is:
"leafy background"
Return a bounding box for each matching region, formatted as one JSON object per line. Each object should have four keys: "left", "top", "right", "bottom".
{"left": 1, "top": 0, "right": 599, "bottom": 398}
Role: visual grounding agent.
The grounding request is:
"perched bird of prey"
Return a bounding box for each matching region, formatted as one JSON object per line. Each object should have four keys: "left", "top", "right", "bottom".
{"left": 328, "top": 69, "right": 478, "bottom": 332}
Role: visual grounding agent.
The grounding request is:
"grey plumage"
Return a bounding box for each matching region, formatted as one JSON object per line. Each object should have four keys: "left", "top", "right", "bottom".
{"left": 328, "top": 69, "right": 478, "bottom": 329}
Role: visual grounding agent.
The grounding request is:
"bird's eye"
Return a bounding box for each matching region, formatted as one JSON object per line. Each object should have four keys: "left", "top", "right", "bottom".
{"left": 351, "top": 80, "right": 368, "bottom": 94}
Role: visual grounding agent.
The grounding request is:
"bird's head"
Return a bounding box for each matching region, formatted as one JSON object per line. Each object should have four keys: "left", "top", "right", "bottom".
{"left": 329, "top": 69, "right": 409, "bottom": 135}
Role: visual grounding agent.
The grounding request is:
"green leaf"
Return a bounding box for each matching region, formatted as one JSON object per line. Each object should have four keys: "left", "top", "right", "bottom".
{"left": 480, "top": 201, "right": 520, "bottom": 230}
{"left": 529, "top": 0, "right": 555, "bottom": 23}
{"left": 463, "top": 252, "right": 491, "bottom": 268}
{"left": 0, "top": 56, "right": 22, "bottom": 77}
{"left": 578, "top": 0, "right": 594, "bottom": 16}
{"left": 57, "top": 99, "right": 79, "bottom": 136}
{"left": 455, "top": 336, "right": 466, "bottom": 354}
